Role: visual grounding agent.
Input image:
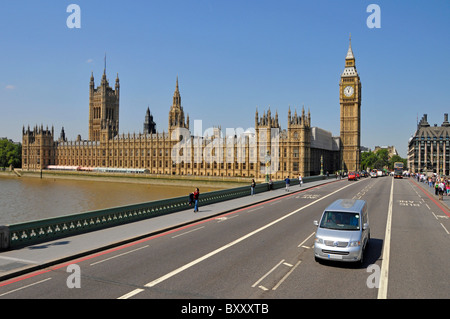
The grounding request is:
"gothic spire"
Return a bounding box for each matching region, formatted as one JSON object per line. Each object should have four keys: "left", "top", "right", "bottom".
{"left": 104, "top": 52, "right": 107, "bottom": 74}
{"left": 346, "top": 33, "right": 354, "bottom": 60}
{"left": 101, "top": 53, "right": 108, "bottom": 84}
{"left": 173, "top": 76, "right": 181, "bottom": 108}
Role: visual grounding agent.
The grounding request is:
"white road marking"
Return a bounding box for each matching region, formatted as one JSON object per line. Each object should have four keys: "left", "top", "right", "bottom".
{"left": 378, "top": 177, "right": 394, "bottom": 299}
{"left": 0, "top": 278, "right": 52, "bottom": 297}
{"left": 252, "top": 259, "right": 285, "bottom": 288}
{"left": 117, "top": 288, "right": 144, "bottom": 299}
{"left": 117, "top": 182, "right": 355, "bottom": 299}
{"left": 171, "top": 227, "right": 205, "bottom": 238}
{"left": 216, "top": 215, "right": 239, "bottom": 222}
{"left": 272, "top": 260, "right": 302, "bottom": 291}
{"left": 297, "top": 232, "right": 315, "bottom": 248}
{"left": 90, "top": 245, "right": 149, "bottom": 266}
{"left": 440, "top": 223, "right": 449, "bottom": 235}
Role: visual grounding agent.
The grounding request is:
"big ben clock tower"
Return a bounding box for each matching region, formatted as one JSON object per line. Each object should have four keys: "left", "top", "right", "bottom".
{"left": 340, "top": 35, "right": 361, "bottom": 172}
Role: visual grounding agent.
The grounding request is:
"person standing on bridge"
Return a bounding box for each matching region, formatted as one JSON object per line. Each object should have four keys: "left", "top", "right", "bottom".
{"left": 298, "top": 174, "right": 303, "bottom": 187}
{"left": 193, "top": 188, "right": 200, "bottom": 213}
{"left": 251, "top": 179, "right": 256, "bottom": 196}
{"left": 438, "top": 180, "right": 445, "bottom": 200}
{"left": 285, "top": 176, "right": 290, "bottom": 192}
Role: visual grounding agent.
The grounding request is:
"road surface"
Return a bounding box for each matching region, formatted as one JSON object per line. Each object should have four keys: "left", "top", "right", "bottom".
{"left": 0, "top": 177, "right": 448, "bottom": 301}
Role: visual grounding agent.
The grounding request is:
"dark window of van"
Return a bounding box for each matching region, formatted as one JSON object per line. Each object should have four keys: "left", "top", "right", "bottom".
{"left": 320, "top": 211, "right": 360, "bottom": 230}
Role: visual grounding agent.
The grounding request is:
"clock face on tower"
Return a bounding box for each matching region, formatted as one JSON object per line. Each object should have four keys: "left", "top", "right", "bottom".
{"left": 344, "top": 86, "right": 354, "bottom": 97}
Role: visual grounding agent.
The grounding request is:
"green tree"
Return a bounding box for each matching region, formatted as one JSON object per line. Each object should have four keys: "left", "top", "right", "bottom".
{"left": 375, "top": 149, "right": 389, "bottom": 168}
{"left": 361, "top": 151, "right": 377, "bottom": 170}
{"left": 361, "top": 149, "right": 407, "bottom": 171}
{"left": 0, "top": 139, "right": 22, "bottom": 168}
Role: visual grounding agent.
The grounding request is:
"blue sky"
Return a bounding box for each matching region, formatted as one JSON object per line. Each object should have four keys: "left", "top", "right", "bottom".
{"left": 0, "top": 0, "right": 449, "bottom": 158}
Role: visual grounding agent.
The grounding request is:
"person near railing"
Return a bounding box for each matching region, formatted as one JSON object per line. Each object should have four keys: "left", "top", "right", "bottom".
{"left": 193, "top": 188, "right": 200, "bottom": 213}
{"left": 285, "top": 176, "right": 290, "bottom": 192}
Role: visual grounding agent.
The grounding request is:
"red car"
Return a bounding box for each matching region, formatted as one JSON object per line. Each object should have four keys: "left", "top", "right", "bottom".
{"left": 348, "top": 172, "right": 357, "bottom": 181}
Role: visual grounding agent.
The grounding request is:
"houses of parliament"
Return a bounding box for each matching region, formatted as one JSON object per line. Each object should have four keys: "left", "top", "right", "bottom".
{"left": 22, "top": 39, "right": 362, "bottom": 179}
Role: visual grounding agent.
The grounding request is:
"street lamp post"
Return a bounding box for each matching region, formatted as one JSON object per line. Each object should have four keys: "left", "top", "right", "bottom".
{"left": 320, "top": 155, "right": 323, "bottom": 176}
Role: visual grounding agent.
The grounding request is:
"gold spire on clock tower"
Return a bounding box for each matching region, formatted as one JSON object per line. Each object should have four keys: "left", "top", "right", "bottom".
{"left": 340, "top": 35, "right": 361, "bottom": 172}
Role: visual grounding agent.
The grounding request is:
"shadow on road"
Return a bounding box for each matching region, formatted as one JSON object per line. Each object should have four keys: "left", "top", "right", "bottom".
{"left": 315, "top": 238, "right": 383, "bottom": 269}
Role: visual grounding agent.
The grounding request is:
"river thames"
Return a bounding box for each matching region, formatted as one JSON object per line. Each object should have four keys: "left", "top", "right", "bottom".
{"left": 0, "top": 176, "right": 224, "bottom": 225}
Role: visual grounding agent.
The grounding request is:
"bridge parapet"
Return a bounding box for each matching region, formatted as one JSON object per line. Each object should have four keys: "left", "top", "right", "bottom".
{"left": 3, "top": 176, "right": 328, "bottom": 250}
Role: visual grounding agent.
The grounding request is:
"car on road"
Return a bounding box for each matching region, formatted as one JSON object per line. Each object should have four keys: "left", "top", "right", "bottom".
{"left": 314, "top": 199, "right": 370, "bottom": 265}
{"left": 348, "top": 172, "right": 357, "bottom": 181}
{"left": 370, "top": 171, "right": 377, "bottom": 178}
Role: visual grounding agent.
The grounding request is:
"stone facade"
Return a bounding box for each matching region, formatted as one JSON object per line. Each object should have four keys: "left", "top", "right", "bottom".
{"left": 22, "top": 39, "right": 361, "bottom": 179}
{"left": 408, "top": 114, "right": 450, "bottom": 176}
{"left": 22, "top": 125, "right": 55, "bottom": 170}
{"left": 89, "top": 70, "right": 120, "bottom": 142}
{"left": 339, "top": 36, "right": 362, "bottom": 172}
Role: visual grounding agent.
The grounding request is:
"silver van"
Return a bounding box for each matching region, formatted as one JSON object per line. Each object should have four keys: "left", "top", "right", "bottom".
{"left": 313, "top": 199, "right": 370, "bottom": 264}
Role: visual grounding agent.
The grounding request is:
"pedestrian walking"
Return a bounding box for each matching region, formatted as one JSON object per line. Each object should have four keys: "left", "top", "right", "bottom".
{"left": 438, "top": 181, "right": 445, "bottom": 200}
{"left": 193, "top": 187, "right": 200, "bottom": 212}
{"left": 269, "top": 178, "right": 273, "bottom": 191}
{"left": 285, "top": 176, "right": 290, "bottom": 192}
{"left": 298, "top": 174, "right": 303, "bottom": 187}
{"left": 251, "top": 179, "right": 256, "bottom": 196}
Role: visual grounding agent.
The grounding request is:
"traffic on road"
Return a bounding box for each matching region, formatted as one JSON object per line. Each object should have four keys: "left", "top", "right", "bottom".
{"left": 0, "top": 175, "right": 448, "bottom": 301}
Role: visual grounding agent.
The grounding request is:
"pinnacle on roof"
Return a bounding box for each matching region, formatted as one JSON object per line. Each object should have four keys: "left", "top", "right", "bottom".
{"left": 346, "top": 34, "right": 354, "bottom": 60}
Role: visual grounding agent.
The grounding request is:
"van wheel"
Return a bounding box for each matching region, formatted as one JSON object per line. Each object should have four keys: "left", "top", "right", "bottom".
{"left": 357, "top": 249, "right": 364, "bottom": 267}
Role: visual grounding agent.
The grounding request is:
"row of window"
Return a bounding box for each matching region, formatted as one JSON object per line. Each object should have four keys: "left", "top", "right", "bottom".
{"left": 54, "top": 158, "right": 303, "bottom": 173}
{"left": 414, "top": 137, "right": 450, "bottom": 141}
{"left": 52, "top": 146, "right": 303, "bottom": 159}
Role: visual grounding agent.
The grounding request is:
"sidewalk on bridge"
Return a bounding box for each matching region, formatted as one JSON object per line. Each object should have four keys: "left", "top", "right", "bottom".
{"left": 410, "top": 177, "right": 450, "bottom": 212}
{"left": 0, "top": 177, "right": 343, "bottom": 282}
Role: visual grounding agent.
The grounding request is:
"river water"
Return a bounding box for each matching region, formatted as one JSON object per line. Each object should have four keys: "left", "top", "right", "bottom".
{"left": 0, "top": 176, "right": 223, "bottom": 225}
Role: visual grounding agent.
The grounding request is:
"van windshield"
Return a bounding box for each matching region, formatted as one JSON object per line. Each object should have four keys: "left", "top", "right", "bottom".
{"left": 320, "top": 211, "right": 360, "bottom": 230}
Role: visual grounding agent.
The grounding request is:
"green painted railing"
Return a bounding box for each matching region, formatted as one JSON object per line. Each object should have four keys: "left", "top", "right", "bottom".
{"left": 0, "top": 175, "right": 330, "bottom": 250}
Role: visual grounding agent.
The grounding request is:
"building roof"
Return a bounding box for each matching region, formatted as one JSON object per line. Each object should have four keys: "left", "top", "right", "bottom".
{"left": 412, "top": 114, "right": 450, "bottom": 141}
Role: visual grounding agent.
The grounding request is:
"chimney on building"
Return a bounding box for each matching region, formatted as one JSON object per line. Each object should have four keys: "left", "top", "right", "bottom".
{"left": 443, "top": 113, "right": 450, "bottom": 127}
